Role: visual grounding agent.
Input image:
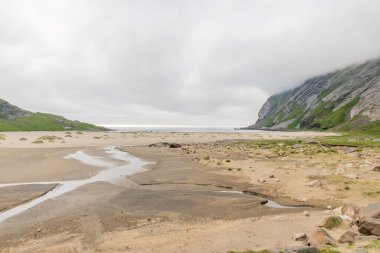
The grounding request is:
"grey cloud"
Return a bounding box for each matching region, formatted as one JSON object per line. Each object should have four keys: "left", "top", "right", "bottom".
{"left": 0, "top": 0, "right": 380, "bottom": 126}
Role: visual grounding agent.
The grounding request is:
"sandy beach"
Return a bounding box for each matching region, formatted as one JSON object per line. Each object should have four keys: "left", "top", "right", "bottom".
{"left": 0, "top": 130, "right": 379, "bottom": 253}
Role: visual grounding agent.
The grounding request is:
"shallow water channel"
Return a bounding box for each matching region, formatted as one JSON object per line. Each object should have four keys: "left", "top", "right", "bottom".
{"left": 0, "top": 146, "right": 149, "bottom": 223}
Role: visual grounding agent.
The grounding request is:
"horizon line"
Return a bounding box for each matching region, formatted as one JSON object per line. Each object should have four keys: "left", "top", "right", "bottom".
{"left": 96, "top": 124, "right": 241, "bottom": 128}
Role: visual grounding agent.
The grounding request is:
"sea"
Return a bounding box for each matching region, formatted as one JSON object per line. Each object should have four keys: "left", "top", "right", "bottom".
{"left": 100, "top": 125, "right": 260, "bottom": 133}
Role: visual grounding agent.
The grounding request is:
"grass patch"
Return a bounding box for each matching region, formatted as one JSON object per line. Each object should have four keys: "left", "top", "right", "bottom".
{"left": 0, "top": 134, "right": 5, "bottom": 140}
{"left": 363, "top": 190, "right": 380, "bottom": 198}
{"left": 319, "top": 246, "right": 342, "bottom": 253}
{"left": 32, "top": 140, "right": 44, "bottom": 144}
{"left": 203, "top": 156, "right": 210, "bottom": 160}
{"left": 317, "top": 133, "right": 380, "bottom": 148}
{"left": 37, "top": 135, "right": 63, "bottom": 142}
{"left": 227, "top": 250, "right": 270, "bottom": 253}
{"left": 322, "top": 216, "right": 343, "bottom": 230}
{"left": 19, "top": 137, "right": 27, "bottom": 141}
{"left": 0, "top": 112, "right": 104, "bottom": 131}
{"left": 364, "top": 240, "right": 380, "bottom": 250}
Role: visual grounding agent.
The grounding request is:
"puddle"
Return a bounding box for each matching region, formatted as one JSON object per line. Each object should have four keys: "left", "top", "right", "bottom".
{"left": 262, "top": 200, "right": 296, "bottom": 209}
{"left": 217, "top": 190, "right": 245, "bottom": 194}
{"left": 0, "top": 146, "right": 149, "bottom": 223}
{"left": 218, "top": 191, "right": 295, "bottom": 209}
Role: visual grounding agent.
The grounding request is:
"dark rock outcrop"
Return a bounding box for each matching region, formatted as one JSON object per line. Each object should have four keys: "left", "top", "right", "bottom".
{"left": 246, "top": 58, "right": 380, "bottom": 131}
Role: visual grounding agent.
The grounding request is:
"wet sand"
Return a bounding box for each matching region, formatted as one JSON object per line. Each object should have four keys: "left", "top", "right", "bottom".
{"left": 2, "top": 130, "right": 378, "bottom": 252}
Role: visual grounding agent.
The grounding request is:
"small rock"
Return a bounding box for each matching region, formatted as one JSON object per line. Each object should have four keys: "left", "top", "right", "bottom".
{"left": 293, "top": 144, "right": 302, "bottom": 149}
{"left": 357, "top": 153, "right": 366, "bottom": 159}
{"left": 257, "top": 178, "right": 267, "bottom": 183}
{"left": 308, "top": 228, "right": 337, "bottom": 246}
{"left": 148, "top": 142, "right": 170, "bottom": 147}
{"left": 338, "top": 231, "right": 358, "bottom": 243}
{"left": 304, "top": 211, "right": 311, "bottom": 217}
{"left": 169, "top": 143, "right": 181, "bottom": 148}
{"left": 326, "top": 205, "right": 333, "bottom": 210}
{"left": 345, "top": 173, "right": 359, "bottom": 179}
{"left": 297, "top": 196, "right": 308, "bottom": 202}
{"left": 342, "top": 203, "right": 361, "bottom": 219}
{"left": 353, "top": 249, "right": 369, "bottom": 253}
{"left": 304, "top": 138, "right": 320, "bottom": 145}
{"left": 292, "top": 232, "right": 308, "bottom": 241}
{"left": 373, "top": 166, "right": 380, "bottom": 172}
{"left": 36, "top": 228, "right": 42, "bottom": 233}
{"left": 308, "top": 180, "right": 321, "bottom": 187}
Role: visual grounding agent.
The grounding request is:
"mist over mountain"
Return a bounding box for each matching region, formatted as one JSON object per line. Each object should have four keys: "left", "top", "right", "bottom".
{"left": 247, "top": 57, "right": 380, "bottom": 132}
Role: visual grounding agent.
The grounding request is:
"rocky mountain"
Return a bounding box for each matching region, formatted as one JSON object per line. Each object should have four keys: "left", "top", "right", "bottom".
{"left": 0, "top": 98, "right": 106, "bottom": 131}
{"left": 247, "top": 58, "right": 380, "bottom": 132}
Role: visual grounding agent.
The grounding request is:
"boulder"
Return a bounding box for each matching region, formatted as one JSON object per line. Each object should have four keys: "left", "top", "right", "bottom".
{"left": 338, "top": 231, "right": 358, "bottom": 243}
{"left": 169, "top": 143, "right": 181, "bottom": 148}
{"left": 358, "top": 203, "right": 380, "bottom": 220}
{"left": 292, "top": 232, "right": 308, "bottom": 242}
{"left": 358, "top": 218, "right": 380, "bottom": 236}
{"left": 373, "top": 166, "right": 380, "bottom": 172}
{"left": 308, "top": 228, "right": 337, "bottom": 246}
{"left": 342, "top": 203, "right": 361, "bottom": 219}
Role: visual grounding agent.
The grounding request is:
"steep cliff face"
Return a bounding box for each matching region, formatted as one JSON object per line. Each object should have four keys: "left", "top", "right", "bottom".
{"left": 0, "top": 98, "right": 106, "bottom": 131}
{"left": 248, "top": 58, "right": 380, "bottom": 131}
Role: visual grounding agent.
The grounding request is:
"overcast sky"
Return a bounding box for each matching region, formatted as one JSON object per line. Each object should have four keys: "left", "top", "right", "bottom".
{"left": 1, "top": 0, "right": 380, "bottom": 127}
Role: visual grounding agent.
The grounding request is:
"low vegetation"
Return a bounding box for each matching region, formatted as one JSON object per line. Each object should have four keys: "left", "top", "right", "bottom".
{"left": 322, "top": 216, "right": 343, "bottom": 230}
{"left": 319, "top": 247, "right": 342, "bottom": 253}
{"left": 0, "top": 112, "right": 104, "bottom": 131}
{"left": 227, "top": 250, "right": 270, "bottom": 253}
{"left": 36, "top": 135, "right": 63, "bottom": 143}
{"left": 364, "top": 240, "right": 380, "bottom": 250}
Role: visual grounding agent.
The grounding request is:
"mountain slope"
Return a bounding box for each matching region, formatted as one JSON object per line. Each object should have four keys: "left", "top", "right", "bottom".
{"left": 247, "top": 58, "right": 380, "bottom": 131}
{"left": 0, "top": 99, "right": 106, "bottom": 131}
